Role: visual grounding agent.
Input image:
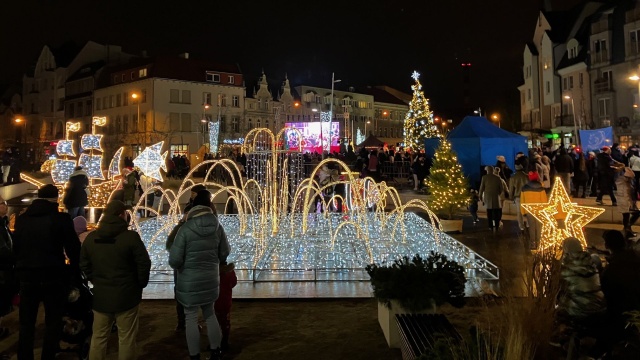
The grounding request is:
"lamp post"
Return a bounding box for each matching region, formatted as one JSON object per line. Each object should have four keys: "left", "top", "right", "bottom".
{"left": 14, "top": 117, "right": 26, "bottom": 145}
{"left": 491, "top": 114, "right": 501, "bottom": 128}
{"left": 131, "top": 92, "right": 142, "bottom": 152}
{"left": 328, "top": 72, "right": 341, "bottom": 152}
{"left": 365, "top": 120, "right": 371, "bottom": 136}
{"left": 202, "top": 103, "right": 210, "bottom": 150}
{"left": 564, "top": 95, "right": 578, "bottom": 145}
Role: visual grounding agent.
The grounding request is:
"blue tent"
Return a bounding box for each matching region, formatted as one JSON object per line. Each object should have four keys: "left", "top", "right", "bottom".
{"left": 424, "top": 116, "right": 528, "bottom": 188}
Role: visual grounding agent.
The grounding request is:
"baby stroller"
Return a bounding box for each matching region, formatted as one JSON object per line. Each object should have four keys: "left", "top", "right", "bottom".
{"left": 59, "top": 280, "right": 93, "bottom": 360}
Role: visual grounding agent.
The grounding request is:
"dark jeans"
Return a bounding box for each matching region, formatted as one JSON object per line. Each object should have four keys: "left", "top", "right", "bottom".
{"left": 18, "top": 280, "right": 66, "bottom": 360}
{"left": 487, "top": 208, "right": 502, "bottom": 229}
{"left": 174, "top": 271, "right": 185, "bottom": 326}
{"left": 572, "top": 179, "right": 587, "bottom": 196}
{"left": 596, "top": 175, "right": 617, "bottom": 204}
{"left": 67, "top": 207, "right": 85, "bottom": 219}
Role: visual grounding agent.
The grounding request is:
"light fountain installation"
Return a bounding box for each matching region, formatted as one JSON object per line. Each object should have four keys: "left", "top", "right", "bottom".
{"left": 129, "top": 127, "right": 499, "bottom": 284}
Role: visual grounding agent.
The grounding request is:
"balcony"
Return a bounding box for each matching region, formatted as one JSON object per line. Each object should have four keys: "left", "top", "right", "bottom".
{"left": 626, "top": 42, "right": 640, "bottom": 58}
{"left": 590, "top": 51, "right": 610, "bottom": 66}
{"left": 555, "top": 114, "right": 576, "bottom": 128}
{"left": 594, "top": 78, "right": 613, "bottom": 94}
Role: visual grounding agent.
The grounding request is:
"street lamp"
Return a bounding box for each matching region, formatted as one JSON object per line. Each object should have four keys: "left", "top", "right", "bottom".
{"left": 131, "top": 93, "right": 142, "bottom": 149}
{"left": 328, "top": 73, "right": 341, "bottom": 152}
{"left": 201, "top": 103, "right": 210, "bottom": 149}
{"left": 365, "top": 120, "right": 371, "bottom": 136}
{"left": 491, "top": 114, "right": 501, "bottom": 128}
{"left": 14, "top": 117, "right": 26, "bottom": 145}
{"left": 564, "top": 95, "right": 579, "bottom": 145}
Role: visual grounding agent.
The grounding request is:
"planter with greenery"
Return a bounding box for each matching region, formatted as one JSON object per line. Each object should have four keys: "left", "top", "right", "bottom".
{"left": 425, "top": 138, "right": 469, "bottom": 232}
{"left": 366, "top": 252, "right": 467, "bottom": 348}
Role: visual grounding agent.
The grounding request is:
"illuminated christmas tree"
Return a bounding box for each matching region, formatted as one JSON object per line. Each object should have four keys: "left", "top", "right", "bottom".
{"left": 425, "top": 138, "right": 468, "bottom": 220}
{"left": 403, "top": 71, "right": 440, "bottom": 151}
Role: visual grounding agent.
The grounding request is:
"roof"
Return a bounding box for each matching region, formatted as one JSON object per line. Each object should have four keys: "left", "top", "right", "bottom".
{"left": 358, "top": 135, "right": 384, "bottom": 148}
{"left": 448, "top": 116, "right": 525, "bottom": 139}
{"left": 67, "top": 60, "right": 106, "bottom": 82}
{"left": 358, "top": 86, "right": 408, "bottom": 106}
{"left": 526, "top": 42, "right": 539, "bottom": 56}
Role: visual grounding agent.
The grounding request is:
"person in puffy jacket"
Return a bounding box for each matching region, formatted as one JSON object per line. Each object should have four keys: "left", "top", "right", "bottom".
{"left": 169, "top": 191, "right": 231, "bottom": 360}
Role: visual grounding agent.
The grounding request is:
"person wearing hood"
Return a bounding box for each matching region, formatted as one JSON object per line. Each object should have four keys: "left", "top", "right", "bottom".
{"left": 554, "top": 147, "right": 574, "bottom": 194}
{"left": 494, "top": 155, "right": 512, "bottom": 183}
{"left": 122, "top": 167, "right": 137, "bottom": 206}
{"left": 13, "top": 184, "right": 81, "bottom": 360}
{"left": 64, "top": 166, "right": 89, "bottom": 218}
{"left": 73, "top": 216, "right": 92, "bottom": 244}
{"left": 81, "top": 200, "right": 151, "bottom": 359}
{"left": 169, "top": 191, "right": 231, "bottom": 360}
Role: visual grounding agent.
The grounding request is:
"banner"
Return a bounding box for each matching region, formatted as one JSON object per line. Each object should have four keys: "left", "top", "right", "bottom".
{"left": 579, "top": 127, "right": 613, "bottom": 152}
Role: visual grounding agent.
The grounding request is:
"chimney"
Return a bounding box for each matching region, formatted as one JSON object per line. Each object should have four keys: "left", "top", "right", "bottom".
{"left": 179, "top": 52, "right": 189, "bottom": 59}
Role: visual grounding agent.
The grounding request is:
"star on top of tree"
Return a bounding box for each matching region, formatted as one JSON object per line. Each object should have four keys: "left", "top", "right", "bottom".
{"left": 411, "top": 71, "right": 420, "bottom": 81}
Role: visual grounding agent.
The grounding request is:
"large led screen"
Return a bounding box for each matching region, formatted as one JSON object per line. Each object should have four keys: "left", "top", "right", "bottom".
{"left": 284, "top": 122, "right": 340, "bottom": 154}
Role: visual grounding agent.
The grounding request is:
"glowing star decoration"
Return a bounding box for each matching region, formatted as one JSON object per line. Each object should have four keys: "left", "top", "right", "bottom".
{"left": 521, "top": 178, "right": 604, "bottom": 251}
{"left": 209, "top": 121, "right": 220, "bottom": 154}
{"left": 411, "top": 71, "right": 420, "bottom": 81}
{"left": 108, "top": 147, "right": 124, "bottom": 178}
{"left": 80, "top": 134, "right": 103, "bottom": 151}
{"left": 56, "top": 140, "right": 75, "bottom": 157}
{"left": 133, "top": 141, "right": 167, "bottom": 181}
{"left": 79, "top": 153, "right": 105, "bottom": 180}
{"left": 51, "top": 160, "right": 77, "bottom": 184}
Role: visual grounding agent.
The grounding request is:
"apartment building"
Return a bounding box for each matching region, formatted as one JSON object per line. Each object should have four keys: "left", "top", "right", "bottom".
{"left": 93, "top": 54, "right": 244, "bottom": 158}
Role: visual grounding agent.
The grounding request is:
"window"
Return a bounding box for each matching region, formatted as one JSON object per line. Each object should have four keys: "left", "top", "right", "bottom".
{"left": 141, "top": 89, "right": 147, "bottom": 103}
{"left": 133, "top": 114, "right": 139, "bottom": 132}
{"left": 169, "top": 113, "right": 180, "bottom": 131}
{"left": 181, "top": 113, "right": 191, "bottom": 132}
{"left": 114, "top": 75, "right": 119, "bottom": 84}
{"left": 220, "top": 115, "right": 227, "bottom": 132}
{"left": 96, "top": 98, "right": 101, "bottom": 110}
{"left": 139, "top": 68, "right": 147, "bottom": 77}
{"left": 50, "top": 100, "right": 54, "bottom": 112}
{"left": 131, "top": 71, "right": 135, "bottom": 80}
{"left": 631, "top": 29, "right": 640, "bottom": 55}
{"left": 123, "top": 92, "right": 128, "bottom": 106}
{"left": 77, "top": 102, "right": 83, "bottom": 117}
{"left": 203, "top": 92, "right": 212, "bottom": 105}
{"left": 598, "top": 97, "right": 611, "bottom": 117}
{"left": 170, "top": 89, "right": 179, "bottom": 103}
{"left": 579, "top": 73, "right": 584, "bottom": 86}
{"left": 593, "top": 39, "right": 608, "bottom": 62}
{"left": 116, "top": 94, "right": 121, "bottom": 107}
{"left": 121, "top": 74, "right": 125, "bottom": 82}
{"left": 109, "top": 96, "right": 114, "bottom": 108}
{"left": 563, "top": 78, "right": 568, "bottom": 90}
{"left": 546, "top": 81, "right": 550, "bottom": 94}
{"left": 232, "top": 116, "right": 240, "bottom": 132}
{"left": 527, "top": 89, "right": 531, "bottom": 100}
{"left": 569, "top": 47, "right": 577, "bottom": 59}
{"left": 206, "top": 73, "right": 220, "bottom": 82}
{"left": 170, "top": 144, "right": 188, "bottom": 157}
{"left": 181, "top": 90, "right": 191, "bottom": 104}
{"left": 220, "top": 94, "right": 227, "bottom": 107}
{"left": 569, "top": 76, "right": 574, "bottom": 89}
{"left": 228, "top": 75, "right": 234, "bottom": 84}
{"left": 85, "top": 100, "right": 92, "bottom": 115}
{"left": 123, "top": 115, "right": 128, "bottom": 133}
{"left": 232, "top": 95, "right": 239, "bottom": 107}
{"left": 68, "top": 103, "right": 75, "bottom": 118}
{"left": 116, "top": 116, "right": 121, "bottom": 133}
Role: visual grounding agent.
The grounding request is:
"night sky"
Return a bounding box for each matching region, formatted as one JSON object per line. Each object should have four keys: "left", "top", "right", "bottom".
{"left": 1, "top": 0, "right": 582, "bottom": 123}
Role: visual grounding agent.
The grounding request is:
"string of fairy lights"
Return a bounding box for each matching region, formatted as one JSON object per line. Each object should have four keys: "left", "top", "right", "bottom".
{"left": 403, "top": 71, "right": 441, "bottom": 151}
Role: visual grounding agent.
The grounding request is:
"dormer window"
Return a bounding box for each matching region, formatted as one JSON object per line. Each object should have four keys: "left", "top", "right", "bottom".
{"left": 567, "top": 39, "right": 579, "bottom": 60}
{"left": 206, "top": 72, "right": 220, "bottom": 82}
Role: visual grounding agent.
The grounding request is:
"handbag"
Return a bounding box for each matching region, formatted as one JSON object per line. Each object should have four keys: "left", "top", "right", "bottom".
{"left": 624, "top": 167, "right": 635, "bottom": 178}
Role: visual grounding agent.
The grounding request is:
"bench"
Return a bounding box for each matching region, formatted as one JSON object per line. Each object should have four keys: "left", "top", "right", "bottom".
{"left": 395, "top": 314, "right": 461, "bottom": 360}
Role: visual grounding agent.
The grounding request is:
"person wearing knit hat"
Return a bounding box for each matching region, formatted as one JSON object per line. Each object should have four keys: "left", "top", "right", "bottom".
{"left": 13, "top": 184, "right": 81, "bottom": 359}
{"left": 494, "top": 155, "right": 512, "bottom": 183}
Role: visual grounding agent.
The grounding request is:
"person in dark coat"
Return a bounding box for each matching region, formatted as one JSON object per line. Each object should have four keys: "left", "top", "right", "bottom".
{"left": 479, "top": 166, "right": 506, "bottom": 231}
{"left": 596, "top": 146, "right": 620, "bottom": 206}
{"left": 572, "top": 152, "right": 589, "bottom": 198}
{"left": 411, "top": 156, "right": 429, "bottom": 191}
{"left": 169, "top": 191, "right": 231, "bottom": 360}
{"left": 81, "top": 200, "right": 151, "bottom": 359}
{"left": 13, "top": 184, "right": 81, "bottom": 360}
{"left": 586, "top": 151, "right": 598, "bottom": 197}
{"left": 0, "top": 196, "right": 16, "bottom": 344}
{"left": 495, "top": 156, "right": 512, "bottom": 183}
{"left": 63, "top": 166, "right": 89, "bottom": 218}
{"left": 554, "top": 147, "right": 574, "bottom": 193}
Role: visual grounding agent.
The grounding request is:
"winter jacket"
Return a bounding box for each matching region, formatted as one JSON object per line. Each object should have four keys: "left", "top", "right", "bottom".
{"left": 214, "top": 263, "right": 238, "bottom": 314}
{"left": 554, "top": 153, "right": 574, "bottom": 173}
{"left": 63, "top": 170, "right": 89, "bottom": 208}
{"left": 508, "top": 170, "right": 528, "bottom": 199}
{"left": 572, "top": 156, "right": 588, "bottom": 183}
{"left": 629, "top": 155, "right": 640, "bottom": 171}
{"left": 479, "top": 173, "right": 505, "bottom": 210}
{"left": 13, "top": 199, "right": 81, "bottom": 282}
{"left": 169, "top": 205, "right": 231, "bottom": 307}
{"left": 558, "top": 251, "right": 606, "bottom": 320}
{"left": 520, "top": 181, "right": 548, "bottom": 214}
{"left": 601, "top": 249, "right": 640, "bottom": 319}
{"left": 80, "top": 214, "right": 151, "bottom": 313}
{"left": 596, "top": 153, "right": 616, "bottom": 177}
{"left": 123, "top": 171, "right": 137, "bottom": 203}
